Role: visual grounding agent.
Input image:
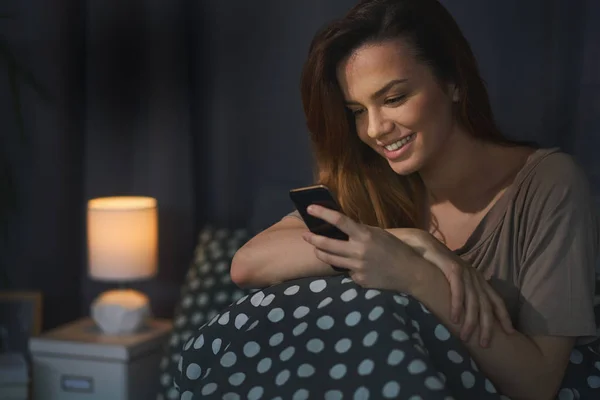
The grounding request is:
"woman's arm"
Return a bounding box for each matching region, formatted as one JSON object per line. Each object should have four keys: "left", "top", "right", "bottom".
{"left": 230, "top": 217, "right": 338, "bottom": 288}
{"left": 410, "top": 259, "right": 574, "bottom": 400}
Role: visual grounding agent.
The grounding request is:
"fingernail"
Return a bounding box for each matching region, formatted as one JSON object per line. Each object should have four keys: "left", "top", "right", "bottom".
{"left": 307, "top": 205, "right": 317, "bottom": 213}
{"left": 481, "top": 339, "right": 488, "bottom": 348}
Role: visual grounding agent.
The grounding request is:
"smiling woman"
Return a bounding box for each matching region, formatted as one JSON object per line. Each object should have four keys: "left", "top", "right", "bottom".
{"left": 175, "top": 0, "right": 600, "bottom": 399}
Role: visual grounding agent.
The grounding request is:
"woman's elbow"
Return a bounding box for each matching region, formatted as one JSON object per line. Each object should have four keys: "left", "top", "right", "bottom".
{"left": 230, "top": 248, "right": 253, "bottom": 288}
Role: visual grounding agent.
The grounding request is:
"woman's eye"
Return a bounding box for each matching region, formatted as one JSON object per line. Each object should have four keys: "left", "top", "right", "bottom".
{"left": 349, "top": 108, "right": 364, "bottom": 117}
{"left": 385, "top": 95, "right": 406, "bottom": 105}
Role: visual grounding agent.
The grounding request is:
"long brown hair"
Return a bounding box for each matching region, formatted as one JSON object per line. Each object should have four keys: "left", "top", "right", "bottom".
{"left": 300, "top": 0, "right": 525, "bottom": 229}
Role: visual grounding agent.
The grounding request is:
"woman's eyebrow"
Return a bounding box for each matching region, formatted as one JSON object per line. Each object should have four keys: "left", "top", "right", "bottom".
{"left": 345, "top": 79, "right": 409, "bottom": 106}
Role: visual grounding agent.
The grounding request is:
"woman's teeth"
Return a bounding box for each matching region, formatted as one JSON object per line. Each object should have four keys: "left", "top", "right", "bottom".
{"left": 384, "top": 133, "right": 416, "bottom": 151}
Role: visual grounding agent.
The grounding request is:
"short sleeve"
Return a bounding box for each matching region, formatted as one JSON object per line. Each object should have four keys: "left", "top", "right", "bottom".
{"left": 517, "top": 154, "right": 599, "bottom": 342}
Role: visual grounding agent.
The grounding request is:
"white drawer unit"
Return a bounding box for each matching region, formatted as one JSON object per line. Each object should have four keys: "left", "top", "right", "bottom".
{"left": 29, "top": 318, "right": 172, "bottom": 400}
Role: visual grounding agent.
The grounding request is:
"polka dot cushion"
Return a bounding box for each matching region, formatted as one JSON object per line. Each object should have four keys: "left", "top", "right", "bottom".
{"left": 157, "top": 226, "right": 251, "bottom": 400}
{"left": 176, "top": 274, "right": 600, "bottom": 399}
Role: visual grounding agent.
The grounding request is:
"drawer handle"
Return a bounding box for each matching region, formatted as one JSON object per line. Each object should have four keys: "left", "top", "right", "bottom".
{"left": 61, "top": 375, "right": 94, "bottom": 393}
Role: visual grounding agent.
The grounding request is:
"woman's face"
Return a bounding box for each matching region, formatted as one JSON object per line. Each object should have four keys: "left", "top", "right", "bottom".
{"left": 337, "top": 39, "right": 459, "bottom": 176}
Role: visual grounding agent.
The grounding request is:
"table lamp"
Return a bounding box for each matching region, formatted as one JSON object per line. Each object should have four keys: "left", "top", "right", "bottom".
{"left": 87, "top": 196, "right": 158, "bottom": 335}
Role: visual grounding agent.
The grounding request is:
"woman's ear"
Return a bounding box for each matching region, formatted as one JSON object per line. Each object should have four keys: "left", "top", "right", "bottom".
{"left": 448, "top": 84, "right": 460, "bottom": 102}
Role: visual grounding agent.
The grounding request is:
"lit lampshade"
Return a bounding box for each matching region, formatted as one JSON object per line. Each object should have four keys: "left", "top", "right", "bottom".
{"left": 86, "top": 196, "right": 158, "bottom": 335}
{"left": 87, "top": 196, "right": 158, "bottom": 281}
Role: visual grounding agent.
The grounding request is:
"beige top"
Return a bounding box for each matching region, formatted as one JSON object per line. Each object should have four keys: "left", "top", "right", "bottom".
{"left": 285, "top": 148, "right": 599, "bottom": 343}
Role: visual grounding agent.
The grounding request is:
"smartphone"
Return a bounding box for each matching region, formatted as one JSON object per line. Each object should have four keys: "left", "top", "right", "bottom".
{"left": 289, "top": 185, "right": 349, "bottom": 272}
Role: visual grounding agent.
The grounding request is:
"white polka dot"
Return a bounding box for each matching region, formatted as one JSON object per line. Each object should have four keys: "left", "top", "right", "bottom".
{"left": 317, "top": 315, "right": 335, "bottom": 330}
{"left": 293, "top": 322, "right": 308, "bottom": 336}
{"left": 186, "top": 363, "right": 202, "bottom": 380}
{"left": 235, "top": 313, "right": 249, "bottom": 329}
{"left": 307, "top": 338, "right": 325, "bottom": 353}
{"left": 243, "top": 341, "right": 260, "bottom": 358}
{"left": 341, "top": 288, "right": 358, "bottom": 302}
{"left": 228, "top": 372, "right": 246, "bottom": 386}
{"left": 215, "top": 291, "right": 229, "bottom": 303}
{"left": 368, "top": 306, "right": 384, "bottom": 321}
{"left": 596, "top": 361, "right": 600, "bottom": 371}
{"left": 420, "top": 303, "right": 431, "bottom": 314}
{"left": 223, "top": 392, "right": 240, "bottom": 400}
{"left": 269, "top": 332, "right": 284, "bottom": 347}
{"left": 434, "top": 324, "right": 451, "bottom": 341}
{"left": 268, "top": 308, "right": 285, "bottom": 323}
{"left": 318, "top": 297, "right": 333, "bottom": 308}
{"left": 388, "top": 350, "right": 405, "bottom": 366}
{"left": 461, "top": 371, "right": 475, "bottom": 389}
{"left": 191, "top": 312, "right": 204, "bottom": 325}
{"left": 201, "top": 382, "right": 217, "bottom": 395}
{"left": 363, "top": 331, "right": 378, "bottom": 347}
{"left": 212, "top": 338, "right": 222, "bottom": 354}
{"left": 250, "top": 292, "right": 265, "bottom": 306}
{"left": 275, "top": 369, "right": 290, "bottom": 386}
{"left": 447, "top": 350, "right": 463, "bottom": 364}
{"left": 330, "top": 363, "right": 347, "bottom": 379}
{"left": 246, "top": 320, "right": 259, "bottom": 331}
{"left": 160, "top": 372, "right": 171, "bottom": 387}
{"left": 346, "top": 311, "right": 362, "bottom": 326}
{"left": 408, "top": 396, "right": 422, "bottom": 400}
{"left": 293, "top": 389, "right": 310, "bottom": 400}
{"left": 470, "top": 359, "right": 479, "bottom": 372}
{"left": 588, "top": 375, "right": 600, "bottom": 388}
{"left": 183, "top": 337, "right": 194, "bottom": 350}
{"left": 257, "top": 357, "right": 272, "bottom": 374}
{"left": 335, "top": 338, "right": 352, "bottom": 353}
{"left": 341, "top": 277, "right": 353, "bottom": 284}
{"left": 261, "top": 294, "right": 275, "bottom": 306}
{"left": 411, "top": 320, "right": 420, "bottom": 331}
{"left": 392, "top": 313, "right": 406, "bottom": 324}
{"left": 438, "top": 372, "right": 447, "bottom": 384}
{"left": 284, "top": 285, "right": 300, "bottom": 295}
{"left": 408, "top": 359, "right": 428, "bottom": 374}
{"left": 485, "top": 379, "right": 496, "bottom": 393}
{"left": 382, "top": 381, "right": 400, "bottom": 398}
{"left": 167, "top": 387, "right": 179, "bottom": 400}
{"left": 297, "top": 363, "right": 315, "bottom": 378}
{"left": 570, "top": 349, "right": 583, "bottom": 364}
{"left": 197, "top": 293, "right": 209, "bottom": 306}
{"left": 393, "top": 295, "right": 409, "bottom": 306}
{"left": 280, "top": 346, "right": 295, "bottom": 361}
{"left": 236, "top": 294, "right": 248, "bottom": 304}
{"left": 220, "top": 352, "right": 237, "bottom": 367}
{"left": 358, "top": 359, "right": 375, "bottom": 375}
{"left": 247, "top": 386, "right": 264, "bottom": 400}
{"left": 391, "top": 329, "right": 409, "bottom": 342}
{"left": 180, "top": 391, "right": 193, "bottom": 400}
{"left": 558, "top": 388, "right": 576, "bottom": 400}
{"left": 325, "top": 390, "right": 343, "bottom": 400}
{"left": 353, "top": 387, "right": 369, "bottom": 399}
{"left": 294, "top": 306, "right": 310, "bottom": 319}
{"left": 310, "top": 279, "right": 327, "bottom": 292}
{"left": 365, "top": 289, "right": 381, "bottom": 299}
{"left": 218, "top": 311, "right": 230, "bottom": 325}
{"left": 425, "top": 376, "right": 444, "bottom": 391}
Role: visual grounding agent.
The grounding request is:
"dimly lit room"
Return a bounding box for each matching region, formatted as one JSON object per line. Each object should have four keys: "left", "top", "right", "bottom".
{"left": 1, "top": 0, "right": 599, "bottom": 399}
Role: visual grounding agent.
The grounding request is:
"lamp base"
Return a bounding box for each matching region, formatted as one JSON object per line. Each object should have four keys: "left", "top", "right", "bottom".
{"left": 91, "top": 289, "right": 151, "bottom": 335}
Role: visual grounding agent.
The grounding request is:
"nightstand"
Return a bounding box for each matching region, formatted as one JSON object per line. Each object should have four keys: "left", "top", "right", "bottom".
{"left": 28, "top": 318, "right": 172, "bottom": 400}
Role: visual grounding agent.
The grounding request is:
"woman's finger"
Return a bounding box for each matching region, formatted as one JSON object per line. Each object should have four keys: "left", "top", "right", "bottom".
{"left": 313, "top": 248, "right": 358, "bottom": 271}
{"left": 302, "top": 232, "right": 354, "bottom": 258}
{"left": 473, "top": 275, "right": 493, "bottom": 348}
{"left": 306, "top": 205, "right": 365, "bottom": 238}
{"left": 483, "top": 281, "right": 515, "bottom": 334}
{"left": 460, "top": 272, "right": 478, "bottom": 342}
{"left": 446, "top": 261, "right": 465, "bottom": 324}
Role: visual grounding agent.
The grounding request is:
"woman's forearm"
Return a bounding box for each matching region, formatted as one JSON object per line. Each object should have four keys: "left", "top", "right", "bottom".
{"left": 231, "top": 226, "right": 338, "bottom": 288}
{"left": 409, "top": 260, "right": 570, "bottom": 400}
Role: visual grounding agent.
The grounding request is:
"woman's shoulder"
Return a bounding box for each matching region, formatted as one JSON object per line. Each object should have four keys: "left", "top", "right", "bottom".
{"left": 517, "top": 147, "right": 593, "bottom": 198}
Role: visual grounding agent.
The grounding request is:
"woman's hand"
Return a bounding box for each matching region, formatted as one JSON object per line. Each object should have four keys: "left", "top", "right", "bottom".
{"left": 300, "top": 205, "right": 425, "bottom": 293}
{"left": 388, "top": 228, "right": 516, "bottom": 347}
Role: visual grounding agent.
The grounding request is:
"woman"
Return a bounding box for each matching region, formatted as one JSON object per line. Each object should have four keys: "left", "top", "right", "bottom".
{"left": 177, "top": 0, "right": 599, "bottom": 398}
